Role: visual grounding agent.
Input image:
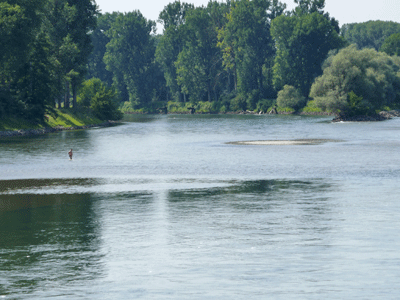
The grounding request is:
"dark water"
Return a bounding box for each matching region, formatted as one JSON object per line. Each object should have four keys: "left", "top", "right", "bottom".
{"left": 1, "top": 114, "right": 400, "bottom": 299}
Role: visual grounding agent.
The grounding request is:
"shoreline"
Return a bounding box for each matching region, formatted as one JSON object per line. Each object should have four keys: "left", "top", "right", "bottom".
{"left": 2, "top": 109, "right": 399, "bottom": 139}
{"left": 0, "top": 121, "right": 118, "bottom": 139}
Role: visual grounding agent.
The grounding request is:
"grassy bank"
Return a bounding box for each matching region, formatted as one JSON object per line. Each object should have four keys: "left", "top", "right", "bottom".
{"left": 0, "top": 109, "right": 104, "bottom": 131}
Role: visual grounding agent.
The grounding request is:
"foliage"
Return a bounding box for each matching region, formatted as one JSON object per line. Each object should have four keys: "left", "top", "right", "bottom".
{"left": 218, "top": 0, "right": 285, "bottom": 99}
{"left": 175, "top": 4, "right": 226, "bottom": 103}
{"left": 301, "top": 100, "right": 324, "bottom": 113}
{"left": 271, "top": 11, "right": 346, "bottom": 97}
{"left": 256, "top": 99, "right": 275, "bottom": 113}
{"left": 104, "top": 11, "right": 162, "bottom": 107}
{"left": 230, "top": 94, "right": 247, "bottom": 111}
{"left": 380, "top": 33, "right": 400, "bottom": 56}
{"left": 310, "top": 45, "right": 400, "bottom": 116}
{"left": 78, "top": 78, "right": 122, "bottom": 120}
{"left": 341, "top": 21, "right": 400, "bottom": 51}
{"left": 156, "top": 1, "right": 194, "bottom": 102}
{"left": 86, "top": 12, "right": 119, "bottom": 86}
{"left": 276, "top": 85, "right": 306, "bottom": 110}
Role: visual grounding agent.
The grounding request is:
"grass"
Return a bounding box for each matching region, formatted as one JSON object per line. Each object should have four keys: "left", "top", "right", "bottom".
{"left": 0, "top": 109, "right": 103, "bottom": 131}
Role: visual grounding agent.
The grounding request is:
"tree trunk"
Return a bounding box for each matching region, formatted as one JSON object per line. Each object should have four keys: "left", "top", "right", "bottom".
{"left": 72, "top": 82, "right": 77, "bottom": 109}
{"left": 64, "top": 81, "right": 70, "bottom": 108}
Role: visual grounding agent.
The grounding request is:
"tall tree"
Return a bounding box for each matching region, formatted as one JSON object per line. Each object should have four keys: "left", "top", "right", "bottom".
{"left": 13, "top": 33, "right": 57, "bottom": 120}
{"left": 66, "top": 0, "right": 97, "bottom": 108}
{"left": 156, "top": 1, "right": 194, "bottom": 102}
{"left": 87, "top": 12, "right": 119, "bottom": 86}
{"left": 43, "top": 0, "right": 97, "bottom": 108}
{"left": 341, "top": 21, "right": 400, "bottom": 51}
{"left": 0, "top": 0, "right": 47, "bottom": 118}
{"left": 218, "top": 0, "right": 286, "bottom": 104}
{"left": 104, "top": 11, "right": 157, "bottom": 106}
{"left": 380, "top": 33, "right": 400, "bottom": 56}
{"left": 271, "top": 9, "right": 345, "bottom": 97}
{"left": 310, "top": 45, "right": 400, "bottom": 115}
{"left": 175, "top": 3, "right": 227, "bottom": 103}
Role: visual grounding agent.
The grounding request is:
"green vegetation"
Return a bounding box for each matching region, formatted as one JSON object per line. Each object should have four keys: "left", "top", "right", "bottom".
{"left": 2, "top": 0, "right": 400, "bottom": 126}
{"left": 341, "top": 21, "right": 400, "bottom": 51}
{"left": 380, "top": 33, "right": 400, "bottom": 56}
{"left": 0, "top": 108, "right": 103, "bottom": 131}
{"left": 310, "top": 45, "right": 400, "bottom": 116}
{"left": 277, "top": 85, "right": 306, "bottom": 111}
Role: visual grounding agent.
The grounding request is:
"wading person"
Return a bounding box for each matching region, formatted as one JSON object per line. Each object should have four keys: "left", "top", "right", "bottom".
{"left": 68, "top": 149, "right": 73, "bottom": 160}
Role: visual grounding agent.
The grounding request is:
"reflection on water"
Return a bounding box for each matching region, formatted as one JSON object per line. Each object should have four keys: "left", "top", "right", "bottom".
{"left": 1, "top": 115, "right": 400, "bottom": 298}
{"left": 0, "top": 178, "right": 338, "bottom": 298}
{"left": 0, "top": 193, "right": 103, "bottom": 297}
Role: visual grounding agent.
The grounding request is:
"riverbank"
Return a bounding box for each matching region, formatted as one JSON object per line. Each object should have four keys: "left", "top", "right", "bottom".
{"left": 0, "top": 109, "right": 120, "bottom": 138}
{"left": 0, "top": 121, "right": 117, "bottom": 138}
{"left": 331, "top": 110, "right": 400, "bottom": 122}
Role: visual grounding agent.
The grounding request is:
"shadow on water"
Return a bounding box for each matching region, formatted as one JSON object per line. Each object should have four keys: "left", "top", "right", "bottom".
{"left": 0, "top": 177, "right": 335, "bottom": 298}
{"left": 168, "top": 179, "right": 332, "bottom": 203}
{"left": 0, "top": 192, "right": 104, "bottom": 297}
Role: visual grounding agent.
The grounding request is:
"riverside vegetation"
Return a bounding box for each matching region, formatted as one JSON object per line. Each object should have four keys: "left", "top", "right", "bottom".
{"left": 2, "top": 0, "right": 400, "bottom": 132}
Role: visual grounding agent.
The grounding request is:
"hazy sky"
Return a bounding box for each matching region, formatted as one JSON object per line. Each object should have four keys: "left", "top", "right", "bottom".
{"left": 94, "top": 0, "right": 400, "bottom": 32}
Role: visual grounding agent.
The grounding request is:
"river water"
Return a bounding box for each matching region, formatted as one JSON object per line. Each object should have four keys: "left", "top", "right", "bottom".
{"left": 1, "top": 114, "right": 400, "bottom": 299}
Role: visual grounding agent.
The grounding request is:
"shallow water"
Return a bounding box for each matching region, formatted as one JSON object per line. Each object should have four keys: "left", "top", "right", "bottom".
{"left": 1, "top": 114, "right": 400, "bottom": 299}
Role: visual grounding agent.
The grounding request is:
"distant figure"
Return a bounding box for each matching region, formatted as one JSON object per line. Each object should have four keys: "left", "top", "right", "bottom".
{"left": 68, "top": 149, "right": 73, "bottom": 160}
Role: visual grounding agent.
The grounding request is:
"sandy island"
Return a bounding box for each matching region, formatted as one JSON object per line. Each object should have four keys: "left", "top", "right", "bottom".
{"left": 227, "top": 139, "right": 343, "bottom": 145}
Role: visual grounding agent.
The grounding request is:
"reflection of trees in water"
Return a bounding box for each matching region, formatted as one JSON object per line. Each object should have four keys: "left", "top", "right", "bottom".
{"left": 166, "top": 179, "right": 335, "bottom": 240}
{"left": 0, "top": 193, "right": 103, "bottom": 296}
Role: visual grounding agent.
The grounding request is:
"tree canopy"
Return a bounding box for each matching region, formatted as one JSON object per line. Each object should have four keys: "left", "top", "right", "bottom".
{"left": 380, "top": 33, "right": 400, "bottom": 56}
{"left": 2, "top": 0, "right": 400, "bottom": 121}
{"left": 310, "top": 45, "right": 400, "bottom": 116}
{"left": 341, "top": 21, "right": 400, "bottom": 51}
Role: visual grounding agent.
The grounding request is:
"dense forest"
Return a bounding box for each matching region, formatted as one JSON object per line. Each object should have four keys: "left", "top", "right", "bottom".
{"left": 1, "top": 0, "right": 400, "bottom": 122}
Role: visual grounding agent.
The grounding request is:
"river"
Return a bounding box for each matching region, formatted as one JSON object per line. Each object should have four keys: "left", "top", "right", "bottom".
{"left": 1, "top": 114, "right": 400, "bottom": 299}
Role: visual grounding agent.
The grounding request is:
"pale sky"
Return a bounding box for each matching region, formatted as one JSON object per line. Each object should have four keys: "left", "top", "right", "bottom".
{"left": 94, "top": 0, "right": 400, "bottom": 33}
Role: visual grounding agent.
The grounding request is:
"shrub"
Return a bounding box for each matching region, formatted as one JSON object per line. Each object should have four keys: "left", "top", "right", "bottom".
{"left": 310, "top": 45, "right": 400, "bottom": 114}
{"left": 276, "top": 85, "right": 306, "bottom": 110}
{"left": 301, "top": 100, "right": 324, "bottom": 113}
{"left": 246, "top": 90, "right": 261, "bottom": 110}
{"left": 230, "top": 94, "right": 247, "bottom": 111}
{"left": 256, "top": 99, "right": 275, "bottom": 113}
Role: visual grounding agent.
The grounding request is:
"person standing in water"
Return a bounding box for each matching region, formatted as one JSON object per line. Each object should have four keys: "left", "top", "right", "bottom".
{"left": 68, "top": 149, "right": 73, "bottom": 160}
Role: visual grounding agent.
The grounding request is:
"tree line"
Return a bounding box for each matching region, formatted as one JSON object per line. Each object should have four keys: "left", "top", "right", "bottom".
{"left": 88, "top": 0, "right": 400, "bottom": 116}
{"left": 2, "top": 0, "right": 400, "bottom": 122}
{"left": 0, "top": 0, "right": 120, "bottom": 122}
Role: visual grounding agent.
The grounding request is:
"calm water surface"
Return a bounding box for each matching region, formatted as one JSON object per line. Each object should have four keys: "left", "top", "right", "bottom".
{"left": 1, "top": 114, "right": 400, "bottom": 299}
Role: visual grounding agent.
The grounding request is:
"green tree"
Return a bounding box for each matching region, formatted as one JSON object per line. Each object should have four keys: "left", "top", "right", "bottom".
{"left": 380, "top": 33, "right": 400, "bottom": 56}
{"left": 104, "top": 11, "right": 157, "bottom": 106}
{"left": 276, "top": 85, "right": 306, "bottom": 110}
{"left": 156, "top": 1, "right": 194, "bottom": 102}
{"left": 175, "top": 4, "right": 225, "bottom": 103}
{"left": 271, "top": 11, "right": 345, "bottom": 97}
{"left": 43, "top": 0, "right": 97, "bottom": 108}
{"left": 13, "top": 33, "right": 57, "bottom": 121}
{"left": 0, "top": 0, "right": 48, "bottom": 119}
{"left": 218, "top": 0, "right": 286, "bottom": 104}
{"left": 87, "top": 13, "right": 119, "bottom": 86}
{"left": 310, "top": 45, "right": 400, "bottom": 115}
{"left": 341, "top": 21, "right": 400, "bottom": 51}
{"left": 78, "top": 78, "right": 122, "bottom": 120}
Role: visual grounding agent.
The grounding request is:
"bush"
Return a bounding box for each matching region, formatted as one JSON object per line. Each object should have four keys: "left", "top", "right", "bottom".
{"left": 78, "top": 78, "right": 104, "bottom": 108}
{"left": 301, "top": 100, "right": 324, "bottom": 113}
{"left": 310, "top": 45, "right": 400, "bottom": 114}
{"left": 78, "top": 78, "right": 122, "bottom": 120}
{"left": 90, "top": 88, "right": 122, "bottom": 120}
{"left": 256, "top": 99, "right": 275, "bottom": 113}
{"left": 276, "top": 85, "right": 306, "bottom": 110}
{"left": 246, "top": 90, "right": 261, "bottom": 111}
{"left": 230, "top": 94, "right": 247, "bottom": 111}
